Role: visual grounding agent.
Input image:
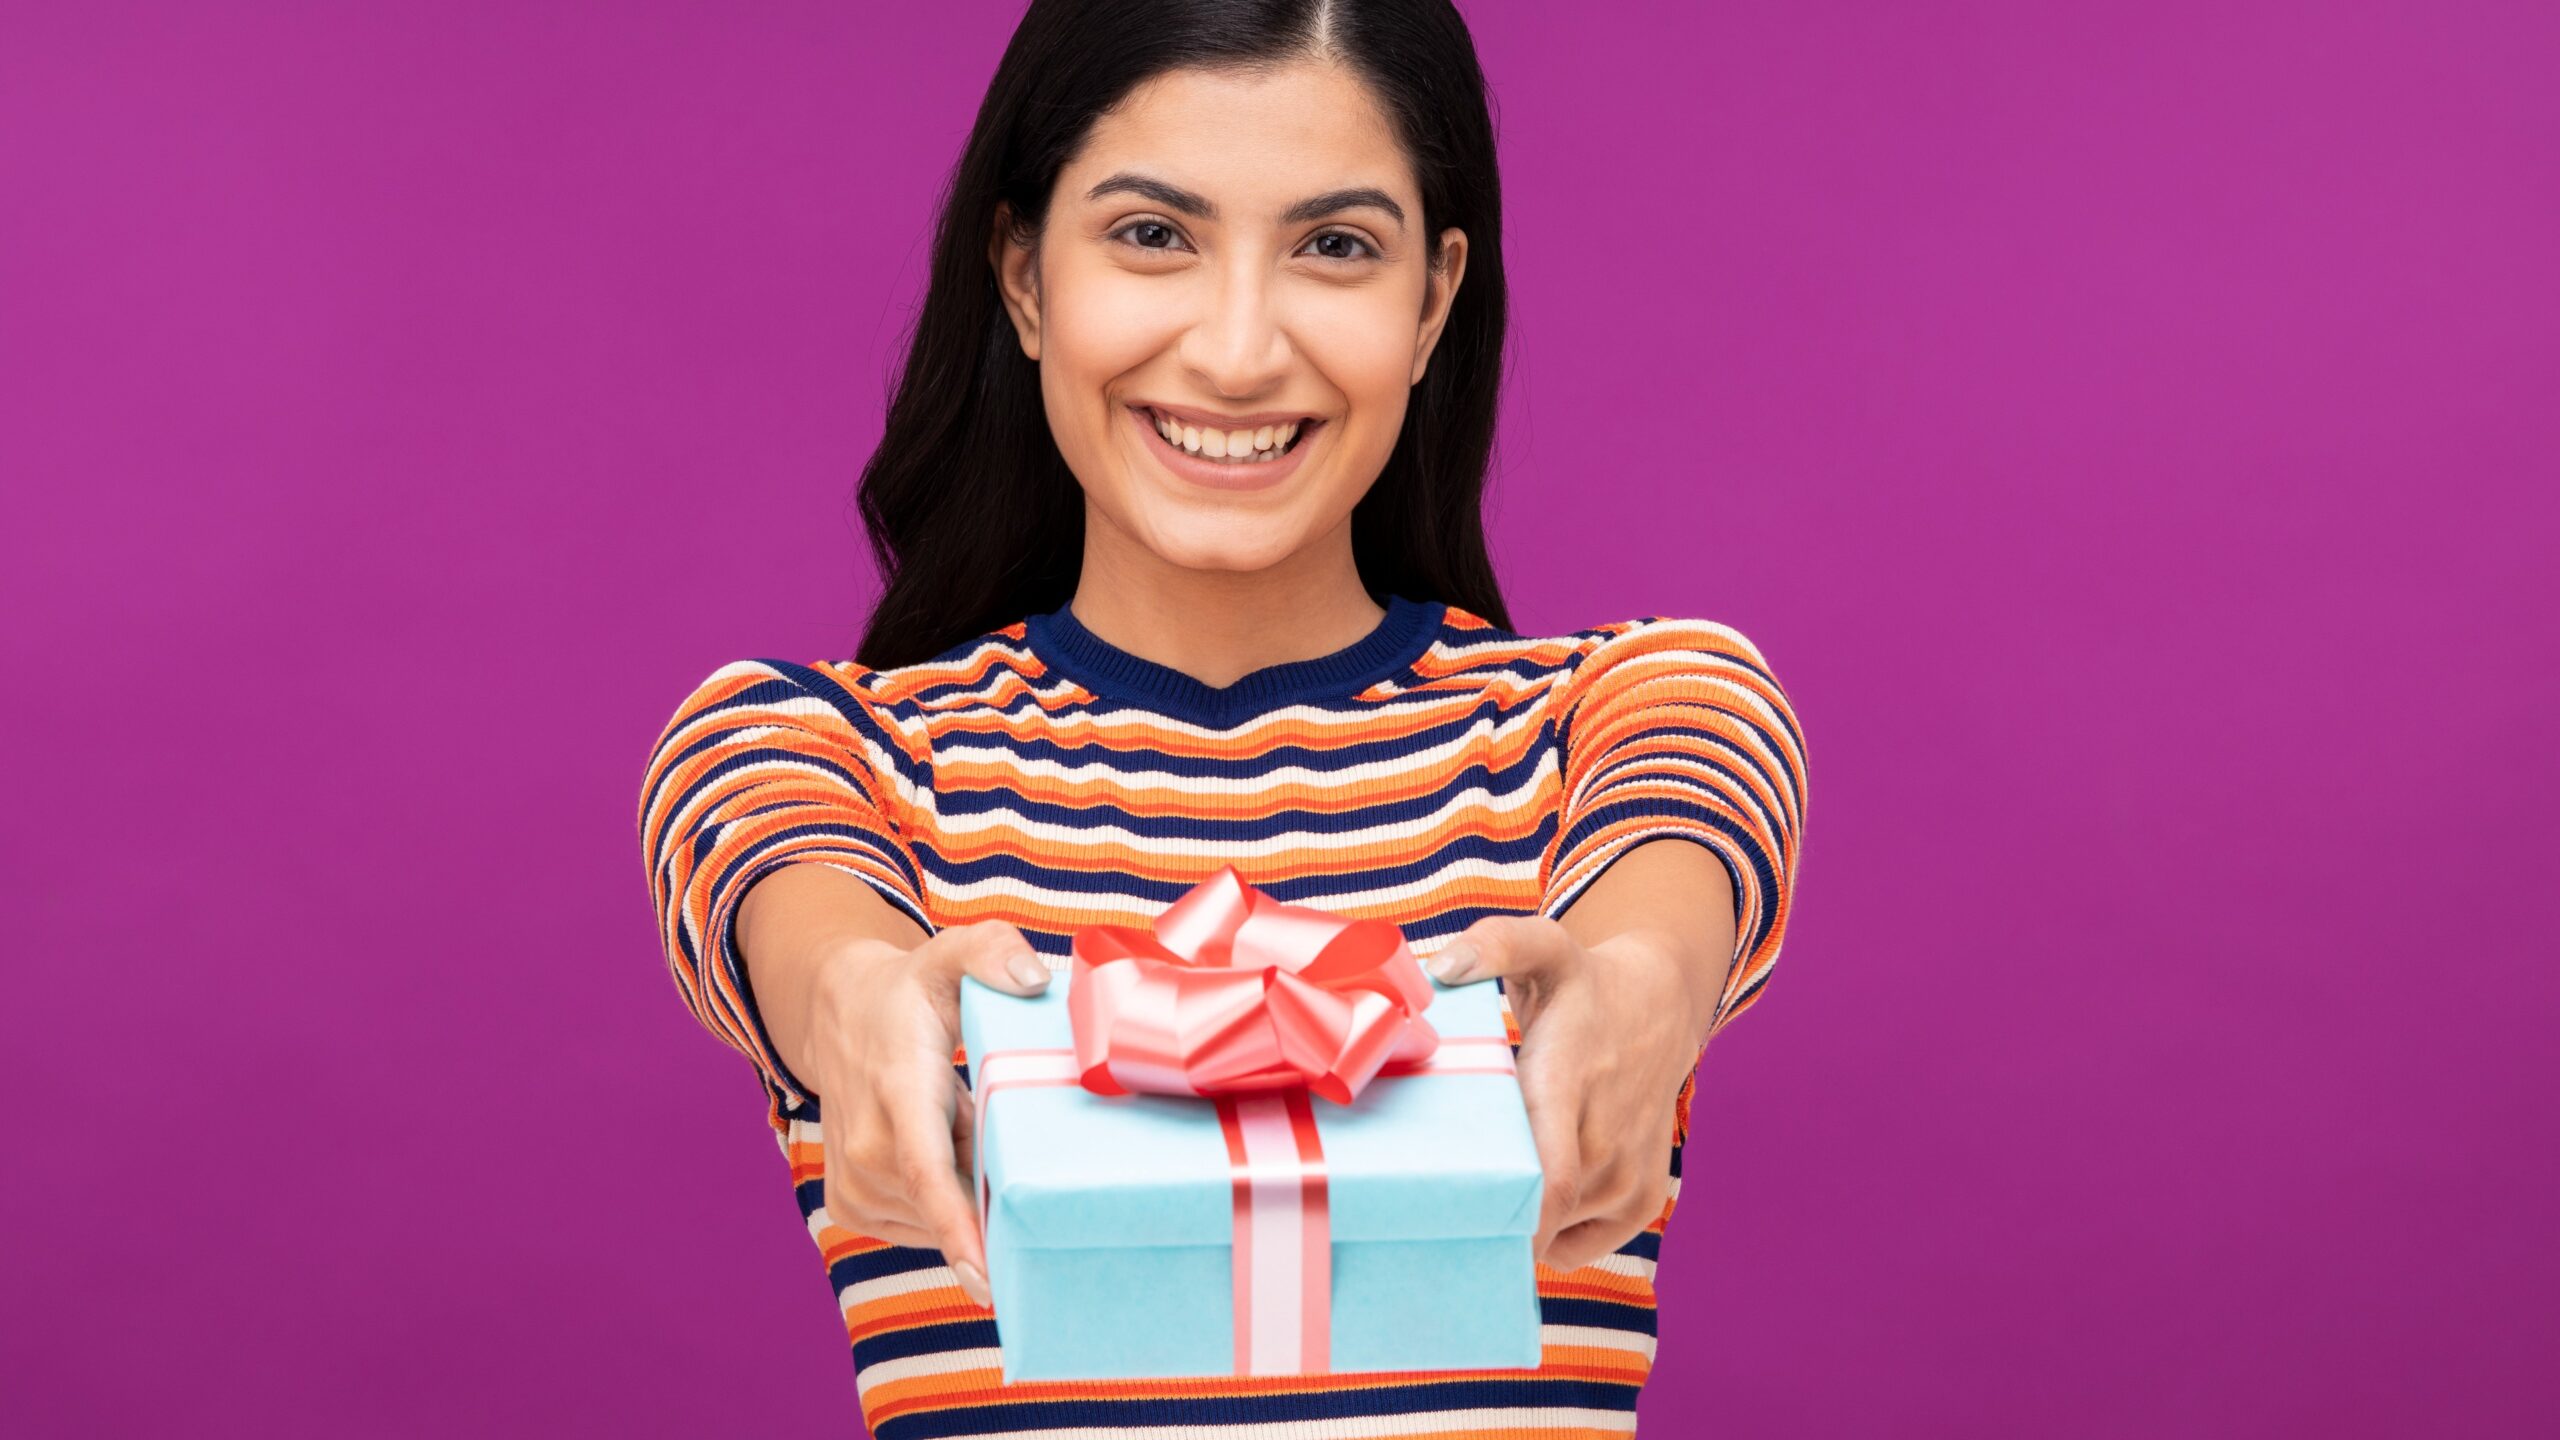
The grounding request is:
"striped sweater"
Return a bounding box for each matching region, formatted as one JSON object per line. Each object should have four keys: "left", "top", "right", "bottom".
{"left": 637, "top": 592, "right": 1809, "bottom": 1437}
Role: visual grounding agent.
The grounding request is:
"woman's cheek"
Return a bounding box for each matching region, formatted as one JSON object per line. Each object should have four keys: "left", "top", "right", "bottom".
{"left": 1039, "top": 291, "right": 1164, "bottom": 489}
{"left": 1302, "top": 291, "right": 1424, "bottom": 440}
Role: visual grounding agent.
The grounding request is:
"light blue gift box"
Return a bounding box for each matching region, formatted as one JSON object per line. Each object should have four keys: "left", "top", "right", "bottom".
{"left": 957, "top": 963, "right": 1546, "bottom": 1381}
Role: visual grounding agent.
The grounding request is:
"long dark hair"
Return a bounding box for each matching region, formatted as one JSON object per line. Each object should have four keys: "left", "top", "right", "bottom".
{"left": 852, "top": 0, "right": 1513, "bottom": 669}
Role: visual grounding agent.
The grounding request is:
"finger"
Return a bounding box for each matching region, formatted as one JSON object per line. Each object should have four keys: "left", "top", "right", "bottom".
{"left": 1571, "top": 1156, "right": 1648, "bottom": 1226}
{"left": 937, "top": 918, "right": 1052, "bottom": 997}
{"left": 1426, "top": 913, "right": 1568, "bottom": 986}
{"left": 950, "top": 1084, "right": 986, "bottom": 1229}
{"left": 917, "top": 920, "right": 1049, "bottom": 1036}
{"left": 886, "top": 1065, "right": 993, "bottom": 1309}
{"left": 952, "top": 1079, "right": 978, "bottom": 1167}
{"left": 1545, "top": 1207, "right": 1647, "bottom": 1274}
{"left": 826, "top": 1112, "right": 943, "bottom": 1251}
{"left": 824, "top": 1113, "right": 910, "bottom": 1238}
{"left": 834, "top": 1204, "right": 940, "bottom": 1252}
{"left": 1515, "top": 1032, "right": 1586, "bottom": 1267}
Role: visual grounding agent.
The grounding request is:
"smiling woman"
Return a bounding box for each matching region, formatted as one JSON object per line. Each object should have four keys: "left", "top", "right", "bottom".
{"left": 636, "top": 1, "right": 1810, "bottom": 1435}
{"left": 989, "top": 64, "right": 1463, "bottom": 533}
{"left": 851, "top": 0, "right": 1508, "bottom": 656}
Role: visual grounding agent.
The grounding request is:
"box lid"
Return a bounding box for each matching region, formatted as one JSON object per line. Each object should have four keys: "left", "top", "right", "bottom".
{"left": 959, "top": 965, "right": 1543, "bottom": 1249}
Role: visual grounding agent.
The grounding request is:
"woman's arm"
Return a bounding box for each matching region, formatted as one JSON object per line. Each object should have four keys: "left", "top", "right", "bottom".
{"left": 734, "top": 864, "right": 931, "bottom": 1100}
{"left": 736, "top": 862, "right": 1050, "bottom": 1312}
{"left": 1551, "top": 836, "right": 1738, "bottom": 1046}
{"left": 638, "top": 658, "right": 942, "bottom": 1114}
{"left": 1526, "top": 615, "right": 1810, "bottom": 1042}
{"left": 639, "top": 657, "right": 1045, "bottom": 1309}
{"left": 1425, "top": 616, "right": 1809, "bottom": 1271}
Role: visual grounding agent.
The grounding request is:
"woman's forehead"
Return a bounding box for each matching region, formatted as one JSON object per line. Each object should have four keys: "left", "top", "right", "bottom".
{"left": 1065, "top": 62, "right": 1417, "bottom": 215}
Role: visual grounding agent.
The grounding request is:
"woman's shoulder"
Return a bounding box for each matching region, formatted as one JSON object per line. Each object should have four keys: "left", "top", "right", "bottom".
{"left": 1436, "top": 601, "right": 1782, "bottom": 682}
{"left": 715, "top": 614, "right": 1044, "bottom": 717}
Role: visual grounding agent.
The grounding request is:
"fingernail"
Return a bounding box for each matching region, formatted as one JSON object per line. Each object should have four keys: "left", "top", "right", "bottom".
{"left": 954, "top": 1257, "right": 991, "bottom": 1309}
{"left": 1006, "top": 953, "right": 1050, "bottom": 988}
{"left": 1428, "top": 942, "right": 1476, "bottom": 983}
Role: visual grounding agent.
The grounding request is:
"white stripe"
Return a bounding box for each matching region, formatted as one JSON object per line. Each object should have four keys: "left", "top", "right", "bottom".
{"left": 851, "top": 1342, "right": 1002, "bottom": 1396}
{"left": 974, "top": 1050, "right": 1082, "bottom": 1090}
{"left": 932, "top": 731, "right": 1561, "bottom": 838}
{"left": 833, "top": 1262, "right": 961, "bottom": 1314}
{"left": 1232, "top": 1094, "right": 1307, "bottom": 1372}
{"left": 909, "top": 659, "right": 1085, "bottom": 710}
{"left": 1542, "top": 1323, "right": 1659, "bottom": 1360}
{"left": 1420, "top": 633, "right": 1556, "bottom": 666}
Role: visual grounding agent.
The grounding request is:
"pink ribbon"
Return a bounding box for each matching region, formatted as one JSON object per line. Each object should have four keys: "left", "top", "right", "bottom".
{"left": 972, "top": 867, "right": 1518, "bottom": 1376}
{"left": 1066, "top": 865, "right": 1442, "bottom": 1105}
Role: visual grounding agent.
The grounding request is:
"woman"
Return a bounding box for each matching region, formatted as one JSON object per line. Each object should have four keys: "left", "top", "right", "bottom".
{"left": 638, "top": 0, "right": 1809, "bottom": 1433}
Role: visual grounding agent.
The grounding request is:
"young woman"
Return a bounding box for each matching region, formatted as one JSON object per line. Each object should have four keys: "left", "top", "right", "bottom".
{"left": 639, "top": 0, "right": 1809, "bottom": 1432}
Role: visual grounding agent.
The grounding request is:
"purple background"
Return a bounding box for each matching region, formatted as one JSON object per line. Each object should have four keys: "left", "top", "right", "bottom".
{"left": 5, "top": 1, "right": 2552, "bottom": 1434}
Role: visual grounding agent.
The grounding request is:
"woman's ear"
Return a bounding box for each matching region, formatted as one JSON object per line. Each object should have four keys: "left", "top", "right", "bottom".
{"left": 989, "top": 202, "right": 1043, "bottom": 362}
{"left": 1410, "top": 226, "right": 1469, "bottom": 386}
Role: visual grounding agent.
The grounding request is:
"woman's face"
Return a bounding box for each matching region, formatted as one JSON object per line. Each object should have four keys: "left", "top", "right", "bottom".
{"left": 991, "top": 60, "right": 1467, "bottom": 583}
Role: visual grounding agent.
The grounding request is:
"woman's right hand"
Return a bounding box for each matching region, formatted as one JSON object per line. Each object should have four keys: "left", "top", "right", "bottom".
{"left": 798, "top": 919, "right": 1053, "bottom": 1310}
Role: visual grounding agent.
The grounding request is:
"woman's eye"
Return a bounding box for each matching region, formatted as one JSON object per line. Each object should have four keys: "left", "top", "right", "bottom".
{"left": 1113, "top": 220, "right": 1188, "bottom": 252}
{"left": 1304, "top": 231, "right": 1377, "bottom": 262}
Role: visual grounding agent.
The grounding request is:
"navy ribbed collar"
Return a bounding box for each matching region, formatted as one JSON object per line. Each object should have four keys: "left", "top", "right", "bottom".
{"left": 1023, "top": 592, "right": 1444, "bottom": 725}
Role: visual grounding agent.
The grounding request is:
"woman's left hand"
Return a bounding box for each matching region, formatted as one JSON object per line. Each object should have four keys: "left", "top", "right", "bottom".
{"left": 1424, "top": 915, "right": 1716, "bottom": 1273}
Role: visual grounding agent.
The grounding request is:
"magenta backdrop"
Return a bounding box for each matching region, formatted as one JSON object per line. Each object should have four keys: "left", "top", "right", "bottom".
{"left": 5, "top": 1, "right": 2553, "bottom": 1435}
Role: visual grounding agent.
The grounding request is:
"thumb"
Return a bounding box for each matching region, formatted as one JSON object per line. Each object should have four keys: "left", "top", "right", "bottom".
{"left": 1423, "top": 913, "right": 1553, "bottom": 986}
{"left": 938, "top": 918, "right": 1055, "bottom": 996}
{"left": 919, "top": 919, "right": 1051, "bottom": 1038}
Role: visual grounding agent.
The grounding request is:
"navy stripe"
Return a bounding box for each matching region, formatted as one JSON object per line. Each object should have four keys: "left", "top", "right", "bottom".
{"left": 854, "top": 1316, "right": 1002, "bottom": 1370}
{"left": 875, "top": 1376, "right": 1641, "bottom": 1440}
{"left": 824, "top": 1241, "right": 960, "bottom": 1293}
{"left": 1540, "top": 1294, "right": 1661, "bottom": 1335}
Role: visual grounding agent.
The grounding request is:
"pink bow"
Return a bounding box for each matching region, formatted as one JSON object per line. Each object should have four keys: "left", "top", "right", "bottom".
{"left": 1067, "top": 866, "right": 1441, "bottom": 1104}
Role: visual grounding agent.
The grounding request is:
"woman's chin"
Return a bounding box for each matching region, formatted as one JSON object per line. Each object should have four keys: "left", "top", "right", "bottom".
{"left": 1117, "top": 505, "right": 1314, "bottom": 573}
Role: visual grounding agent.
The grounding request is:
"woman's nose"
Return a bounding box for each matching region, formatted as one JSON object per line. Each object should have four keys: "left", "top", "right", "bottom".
{"left": 1178, "top": 265, "right": 1291, "bottom": 398}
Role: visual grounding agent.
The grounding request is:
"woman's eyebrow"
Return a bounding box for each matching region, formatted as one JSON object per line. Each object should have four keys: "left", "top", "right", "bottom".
{"left": 1283, "top": 186, "right": 1406, "bottom": 231}
{"left": 1084, "top": 172, "right": 1408, "bottom": 231}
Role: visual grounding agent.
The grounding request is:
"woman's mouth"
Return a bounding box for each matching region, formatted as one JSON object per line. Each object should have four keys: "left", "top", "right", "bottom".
{"left": 1135, "top": 405, "right": 1319, "bottom": 465}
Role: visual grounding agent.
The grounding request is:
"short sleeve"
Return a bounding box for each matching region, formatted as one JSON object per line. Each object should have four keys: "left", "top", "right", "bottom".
{"left": 1537, "top": 618, "right": 1810, "bottom": 1044}
{"left": 636, "top": 658, "right": 938, "bottom": 1117}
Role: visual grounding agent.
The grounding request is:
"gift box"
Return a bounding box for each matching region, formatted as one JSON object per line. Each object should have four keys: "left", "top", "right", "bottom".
{"left": 957, "top": 867, "right": 1546, "bottom": 1381}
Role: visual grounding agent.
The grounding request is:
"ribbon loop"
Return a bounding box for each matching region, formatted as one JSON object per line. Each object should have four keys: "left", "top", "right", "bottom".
{"left": 1067, "top": 865, "right": 1441, "bottom": 1104}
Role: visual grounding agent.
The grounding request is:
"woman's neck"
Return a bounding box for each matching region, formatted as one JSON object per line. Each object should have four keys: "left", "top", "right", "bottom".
{"left": 1064, "top": 543, "right": 1384, "bottom": 692}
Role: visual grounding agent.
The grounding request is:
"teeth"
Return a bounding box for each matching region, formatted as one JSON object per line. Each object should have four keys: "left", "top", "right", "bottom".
{"left": 1148, "top": 409, "right": 1307, "bottom": 463}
